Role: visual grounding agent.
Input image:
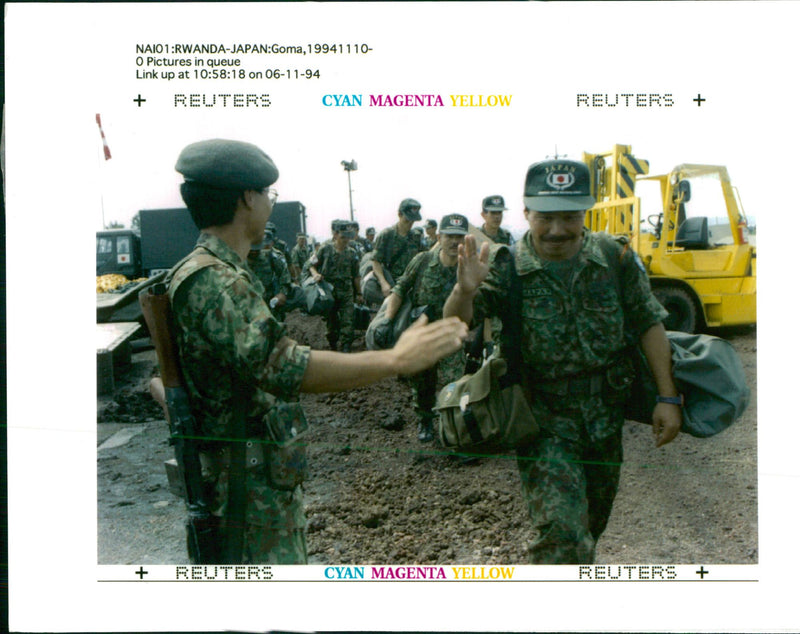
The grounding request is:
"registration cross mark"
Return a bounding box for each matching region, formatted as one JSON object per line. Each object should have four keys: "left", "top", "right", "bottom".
{"left": 695, "top": 566, "right": 709, "bottom": 579}
{"left": 693, "top": 93, "right": 706, "bottom": 107}
{"left": 133, "top": 94, "right": 147, "bottom": 107}
{"left": 135, "top": 566, "right": 149, "bottom": 579}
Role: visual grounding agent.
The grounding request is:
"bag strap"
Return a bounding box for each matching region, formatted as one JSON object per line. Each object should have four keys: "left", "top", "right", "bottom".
{"left": 595, "top": 233, "right": 627, "bottom": 300}
{"left": 495, "top": 243, "right": 524, "bottom": 380}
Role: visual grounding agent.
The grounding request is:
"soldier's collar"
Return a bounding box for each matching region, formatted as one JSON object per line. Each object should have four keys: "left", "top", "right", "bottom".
{"left": 197, "top": 232, "right": 248, "bottom": 268}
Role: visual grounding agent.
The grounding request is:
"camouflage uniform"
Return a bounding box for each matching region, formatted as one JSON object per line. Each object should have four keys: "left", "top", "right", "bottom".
{"left": 168, "top": 233, "right": 311, "bottom": 564}
{"left": 357, "top": 236, "right": 374, "bottom": 254}
{"left": 247, "top": 248, "right": 293, "bottom": 321}
{"left": 478, "top": 225, "right": 515, "bottom": 246}
{"left": 349, "top": 237, "right": 366, "bottom": 261}
{"left": 473, "top": 229, "right": 667, "bottom": 564}
{"left": 373, "top": 225, "right": 423, "bottom": 282}
{"left": 392, "top": 246, "right": 465, "bottom": 429}
{"left": 274, "top": 238, "right": 291, "bottom": 263}
{"left": 289, "top": 243, "right": 313, "bottom": 280}
{"left": 309, "top": 240, "right": 360, "bottom": 350}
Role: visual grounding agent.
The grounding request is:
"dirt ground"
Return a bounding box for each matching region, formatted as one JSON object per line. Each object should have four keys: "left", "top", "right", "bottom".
{"left": 97, "top": 311, "right": 757, "bottom": 565}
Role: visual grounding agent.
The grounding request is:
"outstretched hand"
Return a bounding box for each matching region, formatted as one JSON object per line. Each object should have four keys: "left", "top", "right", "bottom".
{"left": 457, "top": 235, "right": 490, "bottom": 296}
{"left": 392, "top": 314, "right": 468, "bottom": 376}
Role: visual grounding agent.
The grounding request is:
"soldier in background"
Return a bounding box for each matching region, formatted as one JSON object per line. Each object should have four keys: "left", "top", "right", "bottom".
{"left": 169, "top": 139, "right": 468, "bottom": 564}
{"left": 307, "top": 220, "right": 362, "bottom": 352}
{"left": 349, "top": 221, "right": 367, "bottom": 260}
{"left": 266, "top": 221, "right": 292, "bottom": 262}
{"left": 371, "top": 198, "right": 423, "bottom": 299}
{"left": 476, "top": 195, "right": 514, "bottom": 358}
{"left": 289, "top": 232, "right": 313, "bottom": 283}
{"left": 247, "top": 226, "right": 293, "bottom": 321}
{"left": 411, "top": 226, "right": 424, "bottom": 250}
{"left": 364, "top": 227, "right": 376, "bottom": 253}
{"left": 422, "top": 219, "right": 438, "bottom": 250}
{"left": 477, "top": 195, "right": 515, "bottom": 245}
{"left": 384, "top": 214, "right": 469, "bottom": 443}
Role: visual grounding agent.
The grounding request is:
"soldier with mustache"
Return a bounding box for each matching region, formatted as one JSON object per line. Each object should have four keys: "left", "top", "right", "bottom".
{"left": 444, "top": 159, "right": 681, "bottom": 564}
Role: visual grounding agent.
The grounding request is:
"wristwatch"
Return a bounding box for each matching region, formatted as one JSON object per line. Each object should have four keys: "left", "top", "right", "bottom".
{"left": 656, "top": 394, "right": 684, "bottom": 406}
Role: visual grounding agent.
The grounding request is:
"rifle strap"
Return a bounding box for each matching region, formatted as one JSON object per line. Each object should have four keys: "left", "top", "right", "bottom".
{"left": 166, "top": 247, "right": 219, "bottom": 292}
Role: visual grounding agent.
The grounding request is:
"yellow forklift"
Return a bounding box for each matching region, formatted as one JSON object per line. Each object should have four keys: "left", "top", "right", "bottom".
{"left": 583, "top": 144, "right": 756, "bottom": 333}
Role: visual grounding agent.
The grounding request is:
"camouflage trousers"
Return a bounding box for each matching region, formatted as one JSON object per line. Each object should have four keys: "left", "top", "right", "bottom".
{"left": 206, "top": 455, "right": 308, "bottom": 564}
{"left": 325, "top": 281, "right": 355, "bottom": 349}
{"left": 515, "top": 395, "right": 624, "bottom": 564}
{"left": 241, "top": 522, "right": 307, "bottom": 564}
{"left": 410, "top": 347, "right": 467, "bottom": 421}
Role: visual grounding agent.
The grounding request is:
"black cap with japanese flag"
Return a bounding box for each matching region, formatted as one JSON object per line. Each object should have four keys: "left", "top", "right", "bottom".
{"left": 523, "top": 159, "right": 595, "bottom": 212}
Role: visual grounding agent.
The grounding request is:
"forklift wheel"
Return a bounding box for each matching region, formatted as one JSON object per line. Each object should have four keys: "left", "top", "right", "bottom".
{"left": 654, "top": 286, "right": 698, "bottom": 333}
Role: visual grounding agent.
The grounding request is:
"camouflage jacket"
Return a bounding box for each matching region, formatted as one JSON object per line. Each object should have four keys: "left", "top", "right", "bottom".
{"left": 274, "top": 238, "right": 291, "bottom": 262}
{"left": 289, "top": 243, "right": 313, "bottom": 271}
{"left": 168, "top": 233, "right": 311, "bottom": 443}
{"left": 392, "top": 246, "right": 456, "bottom": 322}
{"left": 373, "top": 224, "right": 423, "bottom": 280}
{"left": 247, "top": 248, "right": 292, "bottom": 299}
{"left": 309, "top": 240, "right": 359, "bottom": 285}
{"left": 474, "top": 230, "right": 667, "bottom": 381}
{"left": 478, "top": 225, "right": 515, "bottom": 245}
{"left": 357, "top": 236, "right": 374, "bottom": 254}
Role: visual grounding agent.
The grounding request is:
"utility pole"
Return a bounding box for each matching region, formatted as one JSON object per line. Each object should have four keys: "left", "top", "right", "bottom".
{"left": 341, "top": 159, "right": 357, "bottom": 221}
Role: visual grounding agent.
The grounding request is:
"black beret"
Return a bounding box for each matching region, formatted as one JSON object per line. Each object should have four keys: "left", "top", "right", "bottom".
{"left": 175, "top": 139, "right": 279, "bottom": 190}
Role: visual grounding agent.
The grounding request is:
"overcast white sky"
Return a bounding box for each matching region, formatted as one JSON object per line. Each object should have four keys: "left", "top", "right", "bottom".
{"left": 10, "top": 1, "right": 778, "bottom": 240}
{"left": 5, "top": 2, "right": 800, "bottom": 632}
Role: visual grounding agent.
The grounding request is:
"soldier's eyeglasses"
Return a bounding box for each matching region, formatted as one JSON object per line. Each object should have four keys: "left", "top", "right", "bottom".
{"left": 263, "top": 188, "right": 279, "bottom": 204}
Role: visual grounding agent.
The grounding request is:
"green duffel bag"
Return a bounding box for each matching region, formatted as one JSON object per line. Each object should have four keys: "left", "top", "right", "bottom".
{"left": 435, "top": 357, "right": 538, "bottom": 454}
{"left": 624, "top": 330, "right": 750, "bottom": 438}
{"left": 302, "top": 277, "right": 335, "bottom": 316}
{"left": 365, "top": 294, "right": 419, "bottom": 350}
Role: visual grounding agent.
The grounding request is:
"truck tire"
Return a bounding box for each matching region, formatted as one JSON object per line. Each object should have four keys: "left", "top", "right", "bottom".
{"left": 654, "top": 286, "right": 698, "bottom": 333}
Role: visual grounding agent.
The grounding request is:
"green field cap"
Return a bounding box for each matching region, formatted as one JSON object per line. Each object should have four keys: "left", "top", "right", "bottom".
{"left": 482, "top": 195, "right": 507, "bottom": 212}
{"left": 439, "top": 213, "right": 469, "bottom": 235}
{"left": 399, "top": 198, "right": 422, "bottom": 221}
{"left": 523, "top": 160, "right": 595, "bottom": 212}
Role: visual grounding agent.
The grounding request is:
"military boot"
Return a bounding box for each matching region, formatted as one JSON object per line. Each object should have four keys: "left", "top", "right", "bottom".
{"left": 417, "top": 416, "right": 434, "bottom": 443}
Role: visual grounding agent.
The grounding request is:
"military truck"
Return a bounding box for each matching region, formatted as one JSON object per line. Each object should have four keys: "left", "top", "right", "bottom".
{"left": 96, "top": 208, "right": 199, "bottom": 323}
{"left": 96, "top": 229, "right": 142, "bottom": 278}
{"left": 583, "top": 144, "right": 756, "bottom": 333}
{"left": 270, "top": 201, "right": 307, "bottom": 247}
{"left": 97, "top": 204, "right": 308, "bottom": 322}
